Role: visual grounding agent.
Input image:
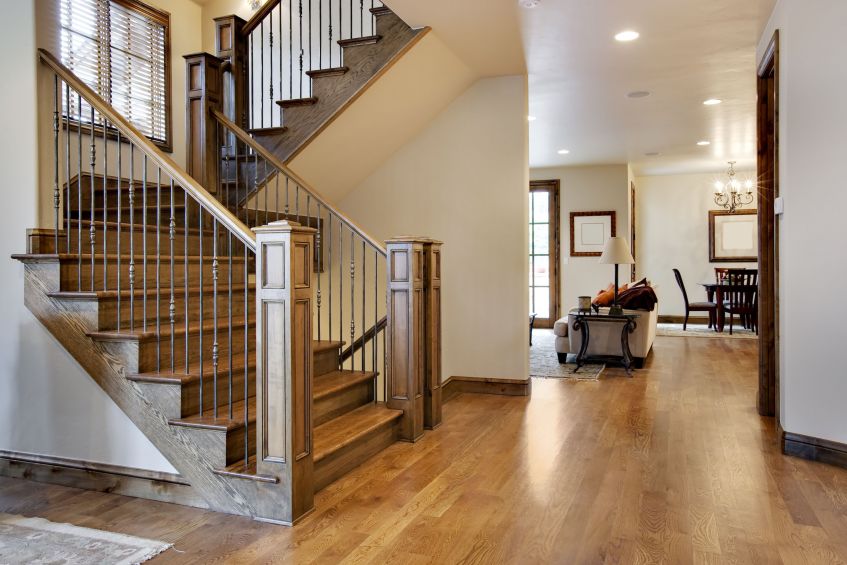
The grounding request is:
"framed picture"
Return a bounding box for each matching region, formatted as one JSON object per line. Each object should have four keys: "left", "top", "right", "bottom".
{"left": 570, "top": 211, "right": 616, "bottom": 257}
{"left": 709, "top": 209, "right": 758, "bottom": 262}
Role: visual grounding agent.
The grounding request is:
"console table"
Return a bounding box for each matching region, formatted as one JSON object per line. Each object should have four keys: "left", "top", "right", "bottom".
{"left": 572, "top": 312, "right": 640, "bottom": 376}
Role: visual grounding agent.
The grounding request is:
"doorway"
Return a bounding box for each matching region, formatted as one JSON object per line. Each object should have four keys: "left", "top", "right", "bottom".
{"left": 757, "top": 31, "right": 779, "bottom": 418}
{"left": 529, "top": 180, "right": 560, "bottom": 329}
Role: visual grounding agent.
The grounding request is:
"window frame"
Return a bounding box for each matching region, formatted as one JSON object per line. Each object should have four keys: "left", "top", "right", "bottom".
{"left": 60, "top": 0, "right": 173, "bottom": 153}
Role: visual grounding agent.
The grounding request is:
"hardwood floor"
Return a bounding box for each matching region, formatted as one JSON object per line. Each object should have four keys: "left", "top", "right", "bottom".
{"left": 3, "top": 335, "right": 847, "bottom": 564}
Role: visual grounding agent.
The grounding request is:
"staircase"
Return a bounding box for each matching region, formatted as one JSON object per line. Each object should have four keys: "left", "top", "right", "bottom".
{"left": 14, "top": 0, "right": 441, "bottom": 525}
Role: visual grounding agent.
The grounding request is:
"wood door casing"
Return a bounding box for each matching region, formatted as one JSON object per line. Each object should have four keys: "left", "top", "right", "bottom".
{"left": 529, "top": 180, "right": 560, "bottom": 329}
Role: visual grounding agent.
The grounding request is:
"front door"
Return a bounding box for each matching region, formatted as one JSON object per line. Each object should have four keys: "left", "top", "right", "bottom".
{"left": 529, "top": 180, "right": 560, "bottom": 329}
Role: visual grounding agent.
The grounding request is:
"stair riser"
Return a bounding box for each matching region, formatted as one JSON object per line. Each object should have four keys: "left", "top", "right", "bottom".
{"left": 61, "top": 259, "right": 252, "bottom": 291}
{"left": 98, "top": 289, "right": 255, "bottom": 331}
{"left": 314, "top": 419, "right": 398, "bottom": 491}
{"left": 69, "top": 207, "right": 189, "bottom": 225}
{"left": 137, "top": 325, "right": 256, "bottom": 373}
{"left": 65, "top": 226, "right": 220, "bottom": 255}
{"left": 171, "top": 420, "right": 256, "bottom": 469}
{"left": 314, "top": 379, "right": 374, "bottom": 426}
{"left": 133, "top": 375, "right": 255, "bottom": 421}
{"left": 64, "top": 185, "right": 179, "bottom": 210}
{"left": 314, "top": 346, "right": 341, "bottom": 376}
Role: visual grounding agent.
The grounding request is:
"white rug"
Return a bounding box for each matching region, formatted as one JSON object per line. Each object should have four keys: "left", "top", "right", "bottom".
{"left": 530, "top": 329, "right": 605, "bottom": 380}
{"left": 0, "top": 513, "right": 171, "bottom": 565}
{"left": 657, "top": 323, "right": 758, "bottom": 340}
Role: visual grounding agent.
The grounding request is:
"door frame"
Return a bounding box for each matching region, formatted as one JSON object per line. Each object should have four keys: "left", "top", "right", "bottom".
{"left": 529, "top": 180, "right": 561, "bottom": 328}
{"left": 757, "top": 30, "right": 779, "bottom": 418}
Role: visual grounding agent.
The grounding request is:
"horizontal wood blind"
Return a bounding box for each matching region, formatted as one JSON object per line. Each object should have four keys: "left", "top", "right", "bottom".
{"left": 60, "top": 0, "right": 169, "bottom": 145}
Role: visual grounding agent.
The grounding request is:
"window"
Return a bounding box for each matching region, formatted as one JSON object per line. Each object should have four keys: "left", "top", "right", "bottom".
{"left": 60, "top": 0, "right": 171, "bottom": 150}
{"left": 529, "top": 181, "right": 560, "bottom": 328}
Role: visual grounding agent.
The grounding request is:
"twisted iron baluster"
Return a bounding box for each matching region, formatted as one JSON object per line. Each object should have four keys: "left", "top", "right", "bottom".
{"left": 128, "top": 146, "right": 135, "bottom": 331}
{"left": 316, "top": 203, "right": 322, "bottom": 341}
{"left": 52, "top": 75, "right": 59, "bottom": 252}
{"left": 102, "top": 118, "right": 108, "bottom": 289}
{"left": 299, "top": 0, "right": 304, "bottom": 98}
{"left": 89, "top": 107, "right": 96, "bottom": 291}
{"left": 362, "top": 239, "right": 365, "bottom": 372}
{"left": 116, "top": 133, "right": 122, "bottom": 327}
{"left": 77, "top": 93, "right": 82, "bottom": 289}
{"left": 169, "top": 178, "right": 176, "bottom": 373}
{"left": 156, "top": 168, "right": 161, "bottom": 372}
{"left": 213, "top": 218, "right": 219, "bottom": 419}
{"left": 65, "top": 83, "right": 71, "bottom": 254}
{"left": 142, "top": 155, "right": 148, "bottom": 331}
{"left": 350, "top": 229, "right": 355, "bottom": 371}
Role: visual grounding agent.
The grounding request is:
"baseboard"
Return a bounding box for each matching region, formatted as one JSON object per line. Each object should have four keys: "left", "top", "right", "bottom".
{"left": 658, "top": 315, "right": 711, "bottom": 324}
{"left": 442, "top": 376, "right": 531, "bottom": 402}
{"left": 781, "top": 431, "right": 847, "bottom": 470}
{"left": 0, "top": 450, "right": 209, "bottom": 509}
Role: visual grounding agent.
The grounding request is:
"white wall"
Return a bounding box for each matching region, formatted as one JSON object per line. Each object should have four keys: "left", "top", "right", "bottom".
{"left": 339, "top": 76, "right": 529, "bottom": 381}
{"left": 635, "top": 171, "right": 758, "bottom": 317}
{"left": 759, "top": 0, "right": 847, "bottom": 444}
{"left": 530, "top": 165, "right": 630, "bottom": 315}
{"left": 0, "top": 0, "right": 205, "bottom": 473}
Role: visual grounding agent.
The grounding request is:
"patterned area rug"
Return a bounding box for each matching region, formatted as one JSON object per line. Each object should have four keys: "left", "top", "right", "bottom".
{"left": 530, "top": 329, "right": 605, "bottom": 380}
{"left": 657, "top": 323, "right": 758, "bottom": 340}
{"left": 0, "top": 513, "right": 171, "bottom": 565}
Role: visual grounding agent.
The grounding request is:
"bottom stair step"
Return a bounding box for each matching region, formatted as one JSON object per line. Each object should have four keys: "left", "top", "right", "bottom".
{"left": 214, "top": 456, "right": 278, "bottom": 484}
{"left": 168, "top": 398, "right": 256, "bottom": 467}
{"left": 313, "top": 403, "right": 402, "bottom": 491}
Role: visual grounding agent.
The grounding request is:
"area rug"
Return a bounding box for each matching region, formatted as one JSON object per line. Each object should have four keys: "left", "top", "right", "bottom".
{"left": 530, "top": 329, "right": 605, "bottom": 380}
{"left": 0, "top": 513, "right": 172, "bottom": 565}
{"left": 657, "top": 323, "right": 758, "bottom": 340}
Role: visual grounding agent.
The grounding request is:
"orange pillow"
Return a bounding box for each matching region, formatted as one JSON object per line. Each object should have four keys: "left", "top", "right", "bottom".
{"left": 593, "top": 283, "right": 628, "bottom": 307}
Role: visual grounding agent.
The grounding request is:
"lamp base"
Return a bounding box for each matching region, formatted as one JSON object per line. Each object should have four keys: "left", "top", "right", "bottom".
{"left": 608, "top": 305, "right": 624, "bottom": 316}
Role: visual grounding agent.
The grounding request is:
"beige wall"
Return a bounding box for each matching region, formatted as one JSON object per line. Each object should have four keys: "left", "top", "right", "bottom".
{"left": 635, "top": 171, "right": 758, "bottom": 318}
{"left": 759, "top": 0, "right": 847, "bottom": 444}
{"left": 0, "top": 0, "right": 177, "bottom": 473}
{"left": 530, "top": 165, "right": 630, "bottom": 316}
{"left": 339, "top": 75, "right": 529, "bottom": 381}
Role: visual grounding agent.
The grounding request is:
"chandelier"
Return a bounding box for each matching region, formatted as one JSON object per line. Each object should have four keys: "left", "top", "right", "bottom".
{"left": 713, "top": 161, "right": 754, "bottom": 213}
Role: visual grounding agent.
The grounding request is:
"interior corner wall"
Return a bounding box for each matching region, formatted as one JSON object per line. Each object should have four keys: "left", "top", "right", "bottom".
{"left": 759, "top": 0, "right": 847, "bottom": 445}
{"left": 635, "top": 171, "right": 758, "bottom": 318}
{"left": 337, "top": 75, "right": 529, "bottom": 382}
{"left": 530, "top": 165, "right": 630, "bottom": 314}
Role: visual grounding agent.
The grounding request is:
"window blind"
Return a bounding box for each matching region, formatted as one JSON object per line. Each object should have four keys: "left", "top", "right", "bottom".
{"left": 60, "top": 0, "right": 168, "bottom": 144}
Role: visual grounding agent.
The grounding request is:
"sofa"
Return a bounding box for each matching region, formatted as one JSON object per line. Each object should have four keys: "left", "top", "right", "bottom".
{"left": 553, "top": 306, "right": 658, "bottom": 368}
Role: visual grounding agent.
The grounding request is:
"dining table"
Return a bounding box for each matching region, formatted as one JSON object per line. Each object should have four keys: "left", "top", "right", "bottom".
{"left": 698, "top": 280, "right": 757, "bottom": 333}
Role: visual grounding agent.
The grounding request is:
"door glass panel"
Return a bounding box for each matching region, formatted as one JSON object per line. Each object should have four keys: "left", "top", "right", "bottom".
{"left": 529, "top": 187, "right": 557, "bottom": 322}
{"left": 532, "top": 191, "right": 549, "bottom": 223}
{"left": 532, "top": 224, "right": 549, "bottom": 255}
{"left": 533, "top": 256, "right": 549, "bottom": 287}
{"left": 534, "top": 287, "right": 550, "bottom": 319}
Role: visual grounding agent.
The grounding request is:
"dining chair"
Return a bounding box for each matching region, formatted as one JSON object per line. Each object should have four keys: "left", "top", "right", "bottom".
{"left": 673, "top": 268, "right": 717, "bottom": 331}
{"left": 724, "top": 269, "right": 759, "bottom": 335}
{"left": 715, "top": 267, "right": 730, "bottom": 283}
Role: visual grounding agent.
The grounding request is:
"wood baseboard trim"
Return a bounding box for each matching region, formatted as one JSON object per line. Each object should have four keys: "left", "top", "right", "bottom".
{"left": 0, "top": 450, "right": 209, "bottom": 509}
{"left": 782, "top": 431, "right": 847, "bottom": 470}
{"left": 442, "top": 376, "right": 531, "bottom": 402}
{"left": 658, "top": 315, "right": 711, "bottom": 324}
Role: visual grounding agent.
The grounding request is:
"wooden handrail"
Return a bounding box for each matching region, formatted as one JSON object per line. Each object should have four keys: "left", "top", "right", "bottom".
{"left": 211, "top": 108, "right": 387, "bottom": 255}
{"left": 340, "top": 316, "right": 387, "bottom": 362}
{"left": 37, "top": 48, "right": 256, "bottom": 251}
{"left": 242, "top": 0, "right": 281, "bottom": 36}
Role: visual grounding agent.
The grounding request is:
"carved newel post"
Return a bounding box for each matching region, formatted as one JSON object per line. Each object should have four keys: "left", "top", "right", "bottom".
{"left": 184, "top": 53, "right": 222, "bottom": 191}
{"left": 423, "top": 240, "right": 443, "bottom": 429}
{"left": 254, "top": 220, "right": 316, "bottom": 524}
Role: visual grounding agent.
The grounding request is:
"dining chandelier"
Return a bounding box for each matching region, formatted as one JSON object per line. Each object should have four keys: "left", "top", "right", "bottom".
{"left": 713, "top": 161, "right": 754, "bottom": 213}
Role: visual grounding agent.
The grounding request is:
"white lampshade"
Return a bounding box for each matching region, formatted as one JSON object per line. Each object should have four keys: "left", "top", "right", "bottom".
{"left": 599, "top": 237, "right": 635, "bottom": 265}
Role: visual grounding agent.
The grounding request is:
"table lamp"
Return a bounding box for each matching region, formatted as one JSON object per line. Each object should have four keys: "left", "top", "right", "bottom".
{"left": 599, "top": 237, "right": 635, "bottom": 316}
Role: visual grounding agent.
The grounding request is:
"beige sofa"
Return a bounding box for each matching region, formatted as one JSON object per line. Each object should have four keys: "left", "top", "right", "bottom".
{"left": 553, "top": 306, "right": 658, "bottom": 368}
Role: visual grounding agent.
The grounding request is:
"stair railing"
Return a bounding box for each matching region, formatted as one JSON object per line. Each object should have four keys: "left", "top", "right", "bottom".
{"left": 216, "top": 0, "right": 384, "bottom": 131}
{"left": 38, "top": 47, "right": 259, "bottom": 472}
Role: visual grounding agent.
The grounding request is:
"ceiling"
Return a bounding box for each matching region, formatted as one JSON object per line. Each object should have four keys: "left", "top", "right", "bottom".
{"left": 391, "top": 0, "right": 777, "bottom": 176}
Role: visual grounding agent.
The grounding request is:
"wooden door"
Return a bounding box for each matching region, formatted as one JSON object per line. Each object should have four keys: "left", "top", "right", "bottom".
{"left": 529, "top": 180, "right": 560, "bottom": 328}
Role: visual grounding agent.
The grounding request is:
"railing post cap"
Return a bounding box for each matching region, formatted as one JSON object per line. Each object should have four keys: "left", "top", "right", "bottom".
{"left": 386, "top": 236, "right": 439, "bottom": 245}
{"left": 253, "top": 220, "right": 317, "bottom": 235}
{"left": 183, "top": 52, "right": 224, "bottom": 63}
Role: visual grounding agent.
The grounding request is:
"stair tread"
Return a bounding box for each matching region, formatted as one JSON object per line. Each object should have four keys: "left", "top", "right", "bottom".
{"left": 214, "top": 456, "right": 278, "bottom": 483}
{"left": 170, "top": 397, "right": 256, "bottom": 431}
{"left": 338, "top": 35, "right": 381, "bottom": 47}
{"left": 313, "top": 403, "right": 402, "bottom": 462}
{"left": 313, "top": 340, "right": 345, "bottom": 353}
{"left": 247, "top": 126, "right": 289, "bottom": 136}
{"left": 65, "top": 219, "right": 212, "bottom": 236}
{"left": 40, "top": 252, "right": 248, "bottom": 262}
{"left": 48, "top": 283, "right": 251, "bottom": 301}
{"left": 128, "top": 352, "right": 254, "bottom": 384}
{"left": 306, "top": 66, "right": 349, "bottom": 78}
{"left": 87, "top": 316, "right": 256, "bottom": 342}
{"left": 370, "top": 6, "right": 392, "bottom": 16}
{"left": 314, "top": 370, "right": 376, "bottom": 400}
{"left": 276, "top": 97, "right": 318, "bottom": 109}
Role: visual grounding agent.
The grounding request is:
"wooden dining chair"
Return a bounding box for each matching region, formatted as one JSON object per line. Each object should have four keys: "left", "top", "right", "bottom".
{"left": 673, "top": 269, "right": 717, "bottom": 331}
{"left": 715, "top": 267, "right": 730, "bottom": 283}
{"left": 724, "top": 269, "right": 759, "bottom": 335}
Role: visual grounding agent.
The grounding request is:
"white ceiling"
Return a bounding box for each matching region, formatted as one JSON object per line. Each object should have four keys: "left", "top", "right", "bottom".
{"left": 391, "top": 0, "right": 776, "bottom": 176}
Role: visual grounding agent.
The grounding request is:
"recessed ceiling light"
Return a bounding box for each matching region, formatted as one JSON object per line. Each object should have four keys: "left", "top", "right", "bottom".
{"left": 703, "top": 99, "right": 722, "bottom": 106}
{"left": 615, "top": 30, "right": 640, "bottom": 42}
{"left": 627, "top": 90, "right": 651, "bottom": 99}
{"left": 644, "top": 152, "right": 661, "bottom": 157}
{"left": 557, "top": 149, "right": 570, "bottom": 155}
{"left": 527, "top": 115, "right": 537, "bottom": 122}
{"left": 697, "top": 141, "right": 711, "bottom": 146}
{"left": 518, "top": 0, "right": 541, "bottom": 8}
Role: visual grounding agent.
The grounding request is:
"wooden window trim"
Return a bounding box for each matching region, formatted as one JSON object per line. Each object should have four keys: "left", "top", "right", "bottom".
{"left": 529, "top": 180, "right": 561, "bottom": 328}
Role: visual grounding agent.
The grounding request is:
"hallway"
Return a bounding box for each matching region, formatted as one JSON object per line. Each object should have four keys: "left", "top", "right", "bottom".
{"left": 2, "top": 336, "right": 845, "bottom": 563}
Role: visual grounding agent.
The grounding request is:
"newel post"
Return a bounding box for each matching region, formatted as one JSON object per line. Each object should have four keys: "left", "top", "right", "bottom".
{"left": 254, "top": 220, "right": 316, "bottom": 524}
{"left": 184, "top": 53, "right": 222, "bottom": 191}
{"left": 386, "top": 238, "right": 427, "bottom": 441}
{"left": 214, "top": 15, "right": 248, "bottom": 129}
{"left": 423, "top": 240, "right": 443, "bottom": 430}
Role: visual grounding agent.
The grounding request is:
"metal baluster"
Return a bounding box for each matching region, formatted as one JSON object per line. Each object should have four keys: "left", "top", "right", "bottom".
{"left": 328, "top": 0, "right": 333, "bottom": 67}
{"left": 295, "top": 184, "right": 300, "bottom": 221}
{"left": 213, "top": 218, "right": 219, "bottom": 419}
{"left": 184, "top": 190, "right": 189, "bottom": 374}
{"left": 264, "top": 160, "right": 269, "bottom": 225}
{"left": 279, "top": 3, "right": 283, "bottom": 125}
{"left": 360, "top": 0, "right": 364, "bottom": 36}
{"left": 362, "top": 239, "right": 366, "bottom": 372}
{"left": 349, "top": 0, "right": 353, "bottom": 39}
{"left": 308, "top": 0, "right": 312, "bottom": 81}
{"left": 228, "top": 230, "right": 233, "bottom": 420}
{"left": 285, "top": 176, "right": 290, "bottom": 215}
{"left": 142, "top": 155, "right": 148, "bottom": 330}
{"left": 254, "top": 153, "right": 260, "bottom": 227}
{"left": 243, "top": 246, "right": 249, "bottom": 465}
{"left": 169, "top": 178, "right": 176, "bottom": 373}
{"left": 89, "top": 107, "right": 96, "bottom": 291}
{"left": 298, "top": 0, "right": 304, "bottom": 98}
{"left": 77, "top": 92, "right": 82, "bottom": 290}
{"left": 260, "top": 21, "right": 264, "bottom": 128}
{"left": 156, "top": 168, "right": 162, "bottom": 372}
{"left": 350, "top": 229, "right": 355, "bottom": 371}
{"left": 235, "top": 138, "right": 241, "bottom": 223}
{"left": 129, "top": 147, "right": 135, "bottom": 331}
{"left": 268, "top": 18, "right": 273, "bottom": 127}
{"left": 275, "top": 175, "right": 280, "bottom": 221}
{"left": 339, "top": 221, "right": 343, "bottom": 348}
{"left": 289, "top": 0, "right": 293, "bottom": 99}
{"left": 65, "top": 83, "right": 71, "bottom": 254}
{"left": 52, "top": 75, "right": 59, "bottom": 251}
{"left": 373, "top": 248, "right": 377, "bottom": 374}
{"left": 316, "top": 203, "right": 322, "bottom": 340}
{"left": 102, "top": 118, "right": 108, "bottom": 289}
{"left": 199, "top": 206, "right": 205, "bottom": 416}
{"left": 250, "top": 33, "right": 254, "bottom": 128}
{"left": 328, "top": 214, "right": 333, "bottom": 342}
{"left": 319, "top": 0, "right": 322, "bottom": 70}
